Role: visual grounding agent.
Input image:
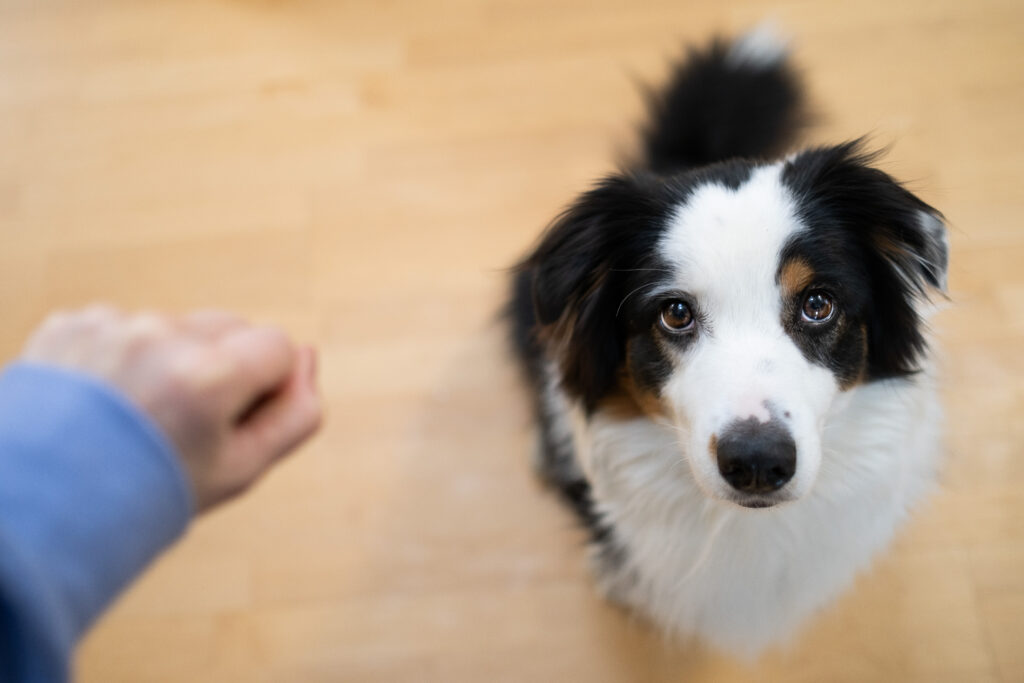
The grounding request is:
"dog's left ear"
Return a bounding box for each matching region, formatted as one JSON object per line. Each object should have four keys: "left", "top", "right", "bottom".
{"left": 784, "top": 141, "right": 949, "bottom": 377}
{"left": 866, "top": 195, "right": 949, "bottom": 298}
{"left": 909, "top": 207, "right": 949, "bottom": 292}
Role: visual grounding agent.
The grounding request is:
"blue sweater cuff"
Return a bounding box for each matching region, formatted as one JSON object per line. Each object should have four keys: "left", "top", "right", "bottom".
{"left": 0, "top": 362, "right": 193, "bottom": 679}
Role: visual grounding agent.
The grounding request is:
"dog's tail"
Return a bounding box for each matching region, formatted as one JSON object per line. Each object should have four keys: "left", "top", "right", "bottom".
{"left": 640, "top": 24, "right": 807, "bottom": 174}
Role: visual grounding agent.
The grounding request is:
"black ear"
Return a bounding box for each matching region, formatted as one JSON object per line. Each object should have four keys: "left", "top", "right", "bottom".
{"left": 783, "top": 141, "right": 949, "bottom": 378}
{"left": 521, "top": 173, "right": 673, "bottom": 409}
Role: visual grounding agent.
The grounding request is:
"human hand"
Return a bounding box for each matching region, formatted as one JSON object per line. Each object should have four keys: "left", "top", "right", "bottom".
{"left": 21, "top": 306, "right": 322, "bottom": 512}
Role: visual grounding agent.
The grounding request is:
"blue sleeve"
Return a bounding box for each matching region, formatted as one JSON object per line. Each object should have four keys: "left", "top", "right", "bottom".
{"left": 0, "top": 362, "right": 194, "bottom": 682}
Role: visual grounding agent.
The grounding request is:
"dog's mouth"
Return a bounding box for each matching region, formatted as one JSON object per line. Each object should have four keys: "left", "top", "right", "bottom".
{"left": 727, "top": 493, "right": 794, "bottom": 509}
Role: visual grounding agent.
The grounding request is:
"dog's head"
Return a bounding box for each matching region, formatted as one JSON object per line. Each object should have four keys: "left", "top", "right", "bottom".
{"left": 526, "top": 142, "right": 947, "bottom": 508}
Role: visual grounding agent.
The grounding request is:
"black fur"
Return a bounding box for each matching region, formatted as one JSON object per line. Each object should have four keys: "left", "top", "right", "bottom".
{"left": 524, "top": 173, "right": 679, "bottom": 411}
{"left": 626, "top": 335, "right": 674, "bottom": 395}
{"left": 778, "top": 280, "right": 869, "bottom": 389}
{"left": 780, "top": 141, "right": 946, "bottom": 379}
{"left": 641, "top": 38, "right": 806, "bottom": 173}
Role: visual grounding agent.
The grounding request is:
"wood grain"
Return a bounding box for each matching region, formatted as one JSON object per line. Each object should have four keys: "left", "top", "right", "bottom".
{"left": 1, "top": 1, "right": 1021, "bottom": 680}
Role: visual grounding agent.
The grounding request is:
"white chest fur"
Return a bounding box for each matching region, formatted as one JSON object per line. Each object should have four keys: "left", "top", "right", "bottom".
{"left": 570, "top": 370, "right": 943, "bottom": 656}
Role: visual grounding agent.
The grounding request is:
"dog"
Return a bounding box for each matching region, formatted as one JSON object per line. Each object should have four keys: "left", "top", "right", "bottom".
{"left": 508, "top": 27, "right": 948, "bottom": 656}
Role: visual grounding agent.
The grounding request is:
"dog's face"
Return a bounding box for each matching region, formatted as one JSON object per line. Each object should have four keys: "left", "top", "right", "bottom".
{"left": 528, "top": 143, "right": 947, "bottom": 508}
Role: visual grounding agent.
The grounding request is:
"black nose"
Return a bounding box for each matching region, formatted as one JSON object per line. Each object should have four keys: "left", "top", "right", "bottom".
{"left": 715, "top": 418, "right": 797, "bottom": 494}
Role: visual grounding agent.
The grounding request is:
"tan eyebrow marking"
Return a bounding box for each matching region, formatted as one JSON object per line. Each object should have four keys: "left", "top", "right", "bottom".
{"left": 779, "top": 257, "right": 816, "bottom": 297}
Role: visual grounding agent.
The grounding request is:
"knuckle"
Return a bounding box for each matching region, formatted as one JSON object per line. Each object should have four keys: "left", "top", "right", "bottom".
{"left": 169, "top": 346, "right": 237, "bottom": 404}
{"left": 25, "top": 310, "right": 78, "bottom": 353}
{"left": 124, "top": 312, "right": 172, "bottom": 346}
{"left": 77, "top": 305, "right": 122, "bottom": 341}
{"left": 167, "top": 346, "right": 211, "bottom": 385}
{"left": 40, "top": 310, "right": 72, "bottom": 333}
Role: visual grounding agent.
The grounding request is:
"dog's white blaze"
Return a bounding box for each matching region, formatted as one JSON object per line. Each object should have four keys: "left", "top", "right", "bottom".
{"left": 656, "top": 164, "right": 838, "bottom": 501}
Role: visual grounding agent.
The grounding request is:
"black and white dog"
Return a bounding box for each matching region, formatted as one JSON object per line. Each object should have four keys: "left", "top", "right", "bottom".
{"left": 509, "top": 28, "right": 948, "bottom": 655}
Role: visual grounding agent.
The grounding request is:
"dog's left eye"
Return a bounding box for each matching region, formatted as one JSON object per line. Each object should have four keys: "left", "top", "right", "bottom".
{"left": 801, "top": 290, "right": 835, "bottom": 322}
{"left": 660, "top": 300, "right": 695, "bottom": 332}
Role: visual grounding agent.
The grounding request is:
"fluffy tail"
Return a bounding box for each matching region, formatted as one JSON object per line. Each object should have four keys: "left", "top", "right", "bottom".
{"left": 641, "top": 25, "right": 807, "bottom": 173}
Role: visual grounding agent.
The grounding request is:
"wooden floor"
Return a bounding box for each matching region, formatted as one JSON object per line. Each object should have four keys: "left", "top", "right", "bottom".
{"left": 2, "top": 1, "right": 1022, "bottom": 680}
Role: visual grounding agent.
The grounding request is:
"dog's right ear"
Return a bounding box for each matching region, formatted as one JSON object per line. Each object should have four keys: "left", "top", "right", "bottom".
{"left": 523, "top": 173, "right": 671, "bottom": 410}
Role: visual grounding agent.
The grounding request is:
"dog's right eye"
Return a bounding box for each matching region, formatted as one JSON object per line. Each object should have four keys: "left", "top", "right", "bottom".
{"left": 660, "top": 300, "right": 694, "bottom": 333}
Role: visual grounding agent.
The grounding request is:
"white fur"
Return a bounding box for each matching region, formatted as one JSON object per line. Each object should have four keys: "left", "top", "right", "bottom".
{"left": 575, "top": 372, "right": 941, "bottom": 655}
{"left": 559, "top": 165, "right": 944, "bottom": 655}
{"left": 727, "top": 22, "right": 790, "bottom": 69}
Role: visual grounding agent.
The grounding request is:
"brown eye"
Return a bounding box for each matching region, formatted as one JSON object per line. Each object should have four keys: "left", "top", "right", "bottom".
{"left": 660, "top": 300, "right": 694, "bottom": 332}
{"left": 801, "top": 290, "right": 835, "bottom": 322}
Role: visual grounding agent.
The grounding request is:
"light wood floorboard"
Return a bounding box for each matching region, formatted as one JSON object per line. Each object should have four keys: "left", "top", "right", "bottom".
{"left": 1, "top": 1, "right": 1021, "bottom": 680}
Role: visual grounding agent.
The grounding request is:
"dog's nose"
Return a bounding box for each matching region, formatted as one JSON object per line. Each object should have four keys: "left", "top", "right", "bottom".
{"left": 715, "top": 419, "right": 796, "bottom": 494}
